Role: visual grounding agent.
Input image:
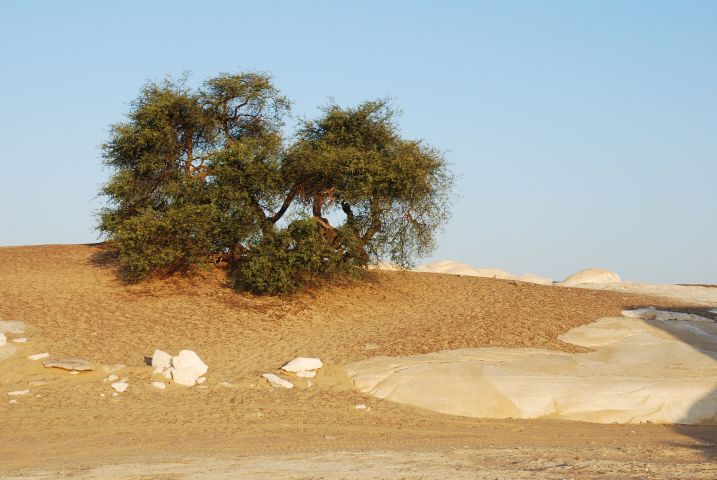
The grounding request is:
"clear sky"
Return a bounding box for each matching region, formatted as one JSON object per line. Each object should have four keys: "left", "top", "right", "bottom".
{"left": 1, "top": 1, "right": 715, "bottom": 283}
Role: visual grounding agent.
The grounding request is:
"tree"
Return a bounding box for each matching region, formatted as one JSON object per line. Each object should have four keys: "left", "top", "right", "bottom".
{"left": 99, "top": 71, "right": 453, "bottom": 294}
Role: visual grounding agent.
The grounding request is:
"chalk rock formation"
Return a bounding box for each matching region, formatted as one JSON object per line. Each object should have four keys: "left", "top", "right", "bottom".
{"left": 28, "top": 352, "right": 49, "bottom": 361}
{"left": 347, "top": 310, "right": 717, "bottom": 424}
{"left": 517, "top": 273, "right": 553, "bottom": 285}
{"left": 43, "top": 357, "right": 95, "bottom": 372}
{"left": 282, "top": 357, "right": 323, "bottom": 373}
{"left": 562, "top": 268, "right": 621, "bottom": 285}
{"left": 415, "top": 261, "right": 514, "bottom": 279}
{"left": 151, "top": 349, "right": 172, "bottom": 369}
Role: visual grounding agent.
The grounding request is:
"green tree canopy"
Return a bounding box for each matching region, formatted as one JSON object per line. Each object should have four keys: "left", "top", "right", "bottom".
{"left": 99, "top": 71, "right": 453, "bottom": 294}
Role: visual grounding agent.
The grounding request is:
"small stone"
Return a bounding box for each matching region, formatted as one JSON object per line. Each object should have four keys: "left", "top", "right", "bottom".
{"left": 9, "top": 399, "right": 17, "bottom": 404}
{"left": 295, "top": 370, "right": 316, "bottom": 378}
{"left": 364, "top": 343, "right": 380, "bottom": 350}
{"left": 11, "top": 338, "right": 27, "bottom": 343}
{"left": 100, "top": 393, "right": 105, "bottom": 397}
{"left": 152, "top": 381, "right": 166, "bottom": 390}
{"left": 196, "top": 376, "right": 206, "bottom": 384}
{"left": 111, "top": 382, "right": 128, "bottom": 393}
{"left": 151, "top": 349, "right": 172, "bottom": 369}
{"left": 262, "top": 373, "right": 294, "bottom": 389}
{"left": 8, "top": 390, "right": 30, "bottom": 396}
{"left": 281, "top": 357, "right": 323, "bottom": 373}
{"left": 42, "top": 356, "right": 94, "bottom": 371}
{"left": 219, "top": 382, "right": 233, "bottom": 388}
{"left": 28, "top": 352, "right": 49, "bottom": 361}
{"left": 104, "top": 374, "right": 118, "bottom": 382}
{"left": 170, "top": 350, "right": 208, "bottom": 386}
{"left": 355, "top": 403, "right": 368, "bottom": 410}
{"left": 112, "top": 392, "right": 119, "bottom": 397}
{"left": 69, "top": 371, "right": 80, "bottom": 375}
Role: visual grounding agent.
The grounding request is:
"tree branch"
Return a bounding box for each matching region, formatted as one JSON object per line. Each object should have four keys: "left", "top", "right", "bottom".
{"left": 269, "top": 187, "right": 297, "bottom": 224}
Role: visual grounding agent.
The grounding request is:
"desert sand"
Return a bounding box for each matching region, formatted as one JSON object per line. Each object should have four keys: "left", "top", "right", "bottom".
{"left": 1, "top": 244, "right": 716, "bottom": 479}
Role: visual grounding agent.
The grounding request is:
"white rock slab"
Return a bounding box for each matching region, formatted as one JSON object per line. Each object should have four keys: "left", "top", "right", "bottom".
{"left": 262, "top": 373, "right": 294, "bottom": 389}
{"left": 12, "top": 337, "right": 27, "bottom": 343}
{"left": 295, "top": 370, "right": 317, "bottom": 378}
{"left": 111, "top": 382, "right": 128, "bottom": 393}
{"left": 7, "top": 390, "right": 30, "bottom": 396}
{"left": 281, "top": 357, "right": 323, "bottom": 373}
{"left": 196, "top": 376, "right": 206, "bottom": 384}
{"left": 28, "top": 352, "right": 49, "bottom": 361}
{"left": 347, "top": 310, "right": 717, "bottom": 425}
{"left": 43, "top": 356, "right": 94, "bottom": 371}
{"left": 151, "top": 349, "right": 172, "bottom": 369}
{"left": 562, "top": 268, "right": 621, "bottom": 285}
{"left": 152, "top": 381, "right": 166, "bottom": 390}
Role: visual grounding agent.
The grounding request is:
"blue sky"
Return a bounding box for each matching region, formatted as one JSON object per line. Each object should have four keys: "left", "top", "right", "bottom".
{"left": 1, "top": 1, "right": 715, "bottom": 283}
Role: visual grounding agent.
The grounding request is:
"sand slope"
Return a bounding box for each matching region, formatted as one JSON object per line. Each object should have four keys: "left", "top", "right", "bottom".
{"left": 1, "top": 244, "right": 716, "bottom": 476}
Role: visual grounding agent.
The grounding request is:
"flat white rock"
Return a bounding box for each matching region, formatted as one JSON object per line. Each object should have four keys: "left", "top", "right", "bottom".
{"left": 562, "top": 268, "right": 621, "bottom": 285}
{"left": 152, "top": 381, "right": 166, "bottom": 390}
{"left": 295, "top": 370, "right": 317, "bottom": 378}
{"left": 262, "top": 373, "right": 294, "bottom": 389}
{"left": 7, "top": 390, "right": 30, "bottom": 396}
{"left": 28, "top": 352, "right": 49, "bottom": 361}
{"left": 281, "top": 357, "right": 323, "bottom": 373}
{"left": 347, "top": 309, "right": 717, "bottom": 425}
{"left": 196, "top": 376, "right": 206, "bottom": 384}
{"left": 43, "top": 356, "right": 94, "bottom": 371}
{"left": 111, "top": 382, "right": 128, "bottom": 393}
{"left": 12, "top": 337, "right": 27, "bottom": 343}
{"left": 104, "top": 374, "right": 118, "bottom": 382}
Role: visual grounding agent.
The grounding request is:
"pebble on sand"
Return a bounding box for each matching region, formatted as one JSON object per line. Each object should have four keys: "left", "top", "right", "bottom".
{"left": 152, "top": 381, "right": 166, "bottom": 390}
{"left": 281, "top": 357, "right": 323, "bottom": 373}
{"left": 111, "top": 382, "right": 128, "bottom": 393}
{"left": 11, "top": 338, "right": 27, "bottom": 343}
{"left": 28, "top": 352, "right": 50, "bottom": 361}
{"left": 262, "top": 373, "right": 294, "bottom": 389}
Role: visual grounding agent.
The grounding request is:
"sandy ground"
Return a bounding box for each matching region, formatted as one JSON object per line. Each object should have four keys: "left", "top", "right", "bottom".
{"left": 1, "top": 244, "right": 716, "bottom": 478}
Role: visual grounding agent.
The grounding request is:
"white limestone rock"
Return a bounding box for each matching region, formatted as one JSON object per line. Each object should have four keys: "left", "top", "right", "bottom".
{"left": 347, "top": 311, "right": 717, "bottom": 425}
{"left": 104, "top": 374, "right": 118, "bottom": 383}
{"left": 162, "top": 367, "right": 174, "bottom": 380}
{"left": 355, "top": 403, "right": 368, "bottom": 410}
{"left": 111, "top": 382, "right": 128, "bottom": 393}
{"left": 170, "top": 350, "right": 208, "bottom": 386}
{"left": 11, "top": 337, "right": 27, "bottom": 343}
{"left": 415, "top": 261, "right": 515, "bottom": 279}
{"left": 28, "top": 352, "right": 49, "bottom": 361}
{"left": 281, "top": 357, "right": 323, "bottom": 373}
{"left": 7, "top": 390, "right": 30, "bottom": 396}
{"left": 295, "top": 370, "right": 316, "bottom": 378}
{"left": 151, "top": 349, "right": 172, "bottom": 369}
{"left": 517, "top": 273, "right": 553, "bottom": 285}
{"left": 262, "top": 373, "right": 294, "bottom": 389}
{"left": 196, "top": 376, "right": 206, "bottom": 384}
{"left": 152, "top": 381, "right": 166, "bottom": 390}
{"left": 562, "top": 268, "right": 621, "bottom": 285}
{"left": 42, "top": 356, "right": 94, "bottom": 371}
